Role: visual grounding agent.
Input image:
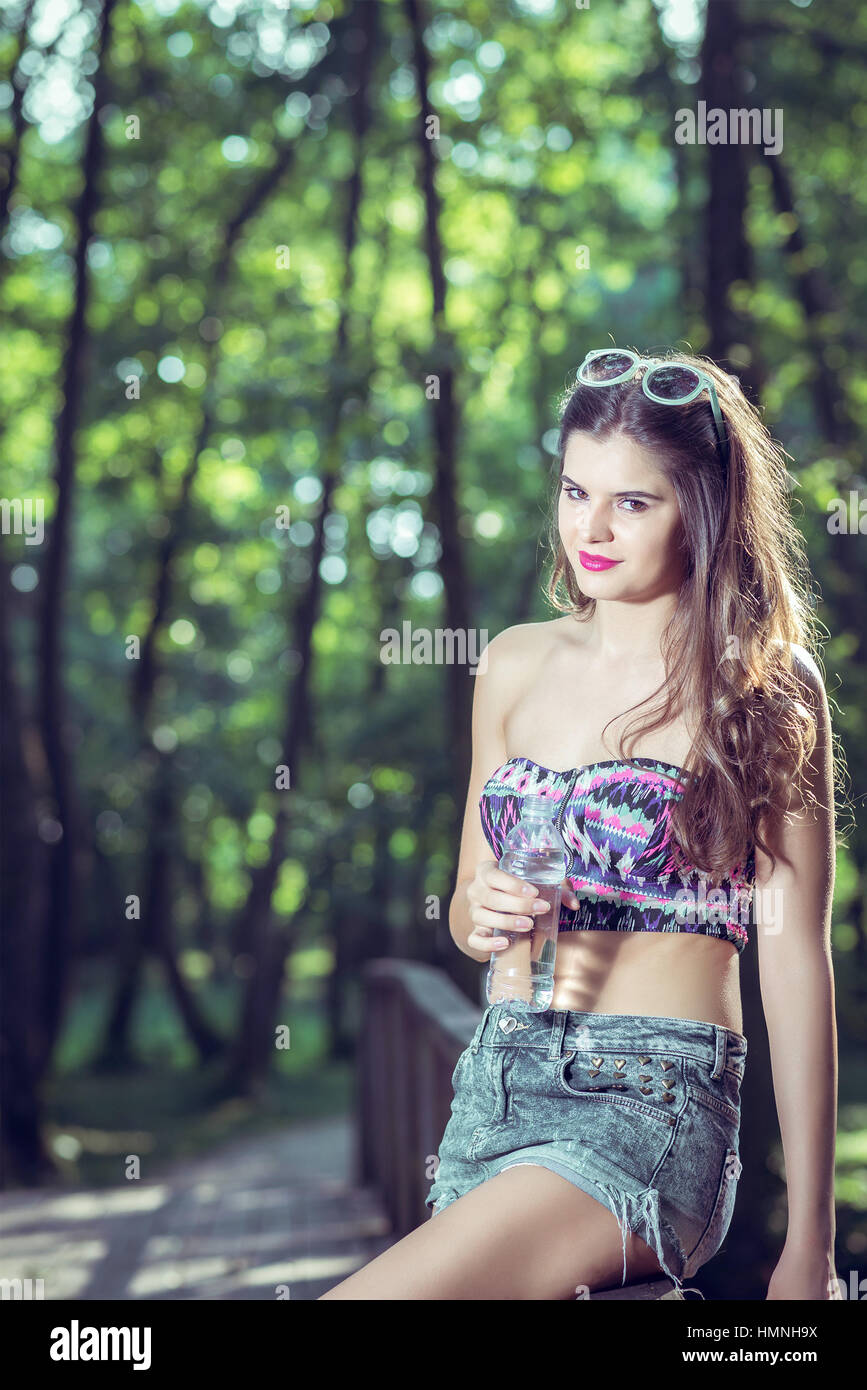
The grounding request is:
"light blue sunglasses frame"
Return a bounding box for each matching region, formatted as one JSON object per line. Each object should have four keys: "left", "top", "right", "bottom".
{"left": 577, "top": 349, "right": 730, "bottom": 465}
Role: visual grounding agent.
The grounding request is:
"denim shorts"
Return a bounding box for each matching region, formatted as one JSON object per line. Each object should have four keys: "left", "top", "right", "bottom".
{"left": 424, "top": 1000, "right": 747, "bottom": 1296}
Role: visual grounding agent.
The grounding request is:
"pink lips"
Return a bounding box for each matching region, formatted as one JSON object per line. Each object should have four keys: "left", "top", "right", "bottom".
{"left": 578, "top": 550, "right": 622, "bottom": 571}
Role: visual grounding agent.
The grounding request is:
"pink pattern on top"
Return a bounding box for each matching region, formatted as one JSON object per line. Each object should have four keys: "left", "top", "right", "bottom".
{"left": 479, "top": 755, "right": 754, "bottom": 954}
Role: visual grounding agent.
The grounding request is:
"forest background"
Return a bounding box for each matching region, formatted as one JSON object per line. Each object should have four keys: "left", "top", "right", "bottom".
{"left": 1, "top": 0, "right": 865, "bottom": 1300}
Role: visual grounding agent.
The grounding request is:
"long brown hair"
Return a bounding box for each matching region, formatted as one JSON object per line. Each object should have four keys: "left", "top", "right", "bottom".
{"left": 544, "top": 345, "right": 847, "bottom": 882}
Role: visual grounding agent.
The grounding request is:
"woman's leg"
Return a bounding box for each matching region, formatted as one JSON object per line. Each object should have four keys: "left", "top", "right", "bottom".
{"left": 318, "top": 1163, "right": 667, "bottom": 1300}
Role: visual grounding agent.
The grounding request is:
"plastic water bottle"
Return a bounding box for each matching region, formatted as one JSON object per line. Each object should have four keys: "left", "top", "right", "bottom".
{"left": 485, "top": 794, "right": 569, "bottom": 1013}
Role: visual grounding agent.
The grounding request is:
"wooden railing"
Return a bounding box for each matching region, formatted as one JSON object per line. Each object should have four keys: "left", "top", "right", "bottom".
{"left": 354, "top": 958, "right": 684, "bottom": 1299}
{"left": 354, "top": 958, "right": 482, "bottom": 1239}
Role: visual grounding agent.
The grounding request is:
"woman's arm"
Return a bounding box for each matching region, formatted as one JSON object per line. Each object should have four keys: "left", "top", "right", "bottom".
{"left": 754, "top": 645, "right": 840, "bottom": 1299}
{"left": 449, "top": 624, "right": 529, "bottom": 962}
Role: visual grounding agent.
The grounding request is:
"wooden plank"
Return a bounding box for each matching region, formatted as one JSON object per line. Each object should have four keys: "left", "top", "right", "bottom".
{"left": 590, "top": 1277, "right": 685, "bottom": 1300}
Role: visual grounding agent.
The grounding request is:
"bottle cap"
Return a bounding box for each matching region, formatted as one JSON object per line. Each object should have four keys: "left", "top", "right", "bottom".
{"left": 521, "top": 794, "right": 556, "bottom": 818}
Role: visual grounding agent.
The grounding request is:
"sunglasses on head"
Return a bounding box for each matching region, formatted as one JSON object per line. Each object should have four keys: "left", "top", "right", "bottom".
{"left": 576, "top": 349, "right": 730, "bottom": 465}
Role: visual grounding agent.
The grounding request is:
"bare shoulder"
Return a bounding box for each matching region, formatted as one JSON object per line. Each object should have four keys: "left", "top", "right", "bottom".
{"left": 471, "top": 620, "right": 574, "bottom": 767}
{"left": 480, "top": 617, "right": 573, "bottom": 674}
{"left": 786, "top": 642, "right": 827, "bottom": 704}
{"left": 772, "top": 640, "right": 831, "bottom": 731}
{"left": 773, "top": 640, "right": 833, "bottom": 817}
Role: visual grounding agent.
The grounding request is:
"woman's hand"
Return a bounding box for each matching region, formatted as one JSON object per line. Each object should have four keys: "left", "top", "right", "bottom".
{"left": 766, "top": 1244, "right": 843, "bottom": 1300}
{"left": 465, "top": 860, "right": 580, "bottom": 955}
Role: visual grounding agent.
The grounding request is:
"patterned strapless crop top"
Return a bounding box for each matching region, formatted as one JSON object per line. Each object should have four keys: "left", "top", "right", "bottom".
{"left": 480, "top": 756, "right": 756, "bottom": 954}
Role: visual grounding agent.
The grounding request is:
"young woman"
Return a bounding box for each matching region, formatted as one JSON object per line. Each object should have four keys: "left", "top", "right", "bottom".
{"left": 320, "top": 347, "right": 842, "bottom": 1301}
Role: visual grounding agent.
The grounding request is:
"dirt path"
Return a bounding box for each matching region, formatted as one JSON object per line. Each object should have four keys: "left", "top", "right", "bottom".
{"left": 0, "top": 1116, "right": 394, "bottom": 1300}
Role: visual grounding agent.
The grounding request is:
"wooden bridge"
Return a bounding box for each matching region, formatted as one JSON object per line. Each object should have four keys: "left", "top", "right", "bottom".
{"left": 0, "top": 961, "right": 679, "bottom": 1299}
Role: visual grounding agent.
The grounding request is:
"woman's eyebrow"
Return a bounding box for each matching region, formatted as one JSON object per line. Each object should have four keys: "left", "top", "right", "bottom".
{"left": 559, "top": 473, "right": 665, "bottom": 501}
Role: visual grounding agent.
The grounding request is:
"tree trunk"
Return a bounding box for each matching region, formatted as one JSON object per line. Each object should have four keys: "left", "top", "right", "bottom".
{"left": 401, "top": 0, "right": 499, "bottom": 1009}
{"left": 702, "top": 0, "right": 765, "bottom": 404}
{"left": 0, "top": 0, "right": 38, "bottom": 239}
{"left": 0, "top": 546, "right": 54, "bottom": 1185}
{"left": 36, "top": 0, "right": 119, "bottom": 1073}
{"left": 97, "top": 754, "right": 222, "bottom": 1069}
{"left": 402, "top": 0, "right": 474, "bottom": 805}
{"left": 224, "top": 0, "right": 382, "bottom": 1096}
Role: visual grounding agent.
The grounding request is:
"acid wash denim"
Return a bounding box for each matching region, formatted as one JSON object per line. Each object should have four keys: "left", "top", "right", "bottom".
{"left": 424, "top": 1001, "right": 747, "bottom": 1299}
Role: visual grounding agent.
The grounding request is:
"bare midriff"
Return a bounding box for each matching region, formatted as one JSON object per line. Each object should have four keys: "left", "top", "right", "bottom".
{"left": 549, "top": 929, "right": 743, "bottom": 1033}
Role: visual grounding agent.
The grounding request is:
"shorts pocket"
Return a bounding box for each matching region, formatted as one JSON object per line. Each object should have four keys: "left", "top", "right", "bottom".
{"left": 557, "top": 1050, "right": 681, "bottom": 1128}
{"left": 465, "top": 1051, "right": 512, "bottom": 1161}
{"left": 550, "top": 1052, "right": 677, "bottom": 1187}
{"left": 684, "top": 1058, "right": 742, "bottom": 1125}
{"left": 682, "top": 1145, "right": 742, "bottom": 1276}
{"left": 450, "top": 1047, "right": 470, "bottom": 1091}
{"left": 482, "top": 1049, "right": 509, "bottom": 1124}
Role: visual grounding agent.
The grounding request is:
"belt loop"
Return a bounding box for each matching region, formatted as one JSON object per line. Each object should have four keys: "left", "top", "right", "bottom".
{"left": 710, "top": 1026, "right": 726, "bottom": 1079}
{"left": 548, "top": 1009, "right": 568, "bottom": 1060}
{"left": 471, "top": 1004, "right": 493, "bottom": 1054}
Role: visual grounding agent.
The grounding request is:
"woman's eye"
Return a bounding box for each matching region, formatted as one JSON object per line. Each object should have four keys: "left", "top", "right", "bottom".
{"left": 561, "top": 487, "right": 646, "bottom": 514}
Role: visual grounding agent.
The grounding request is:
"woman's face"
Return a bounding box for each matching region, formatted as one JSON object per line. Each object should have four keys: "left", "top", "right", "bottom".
{"left": 558, "top": 429, "right": 687, "bottom": 597}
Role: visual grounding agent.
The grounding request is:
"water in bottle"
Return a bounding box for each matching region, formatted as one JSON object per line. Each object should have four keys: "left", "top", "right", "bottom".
{"left": 485, "top": 793, "right": 570, "bottom": 1013}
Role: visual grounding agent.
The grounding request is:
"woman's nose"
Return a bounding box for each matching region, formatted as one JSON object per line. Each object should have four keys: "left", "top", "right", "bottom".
{"left": 576, "top": 510, "right": 614, "bottom": 543}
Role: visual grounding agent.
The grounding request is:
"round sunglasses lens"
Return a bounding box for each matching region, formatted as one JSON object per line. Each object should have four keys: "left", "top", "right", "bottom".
{"left": 645, "top": 365, "right": 701, "bottom": 400}
{"left": 581, "top": 352, "right": 635, "bottom": 382}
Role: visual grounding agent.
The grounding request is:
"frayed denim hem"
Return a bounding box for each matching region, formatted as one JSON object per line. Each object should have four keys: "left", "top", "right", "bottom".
{"left": 496, "top": 1159, "right": 705, "bottom": 1301}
